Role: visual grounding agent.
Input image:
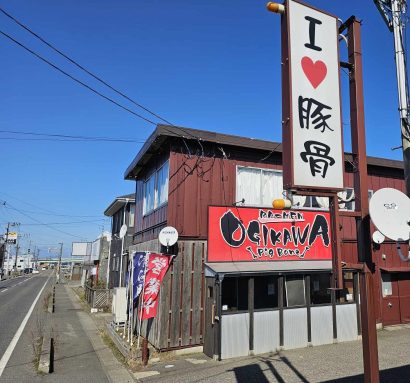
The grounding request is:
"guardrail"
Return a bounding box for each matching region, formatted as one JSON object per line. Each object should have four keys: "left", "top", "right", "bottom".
{"left": 84, "top": 284, "right": 112, "bottom": 310}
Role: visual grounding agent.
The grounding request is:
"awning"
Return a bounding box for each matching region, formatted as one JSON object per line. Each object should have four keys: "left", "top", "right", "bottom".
{"left": 205, "top": 260, "right": 332, "bottom": 277}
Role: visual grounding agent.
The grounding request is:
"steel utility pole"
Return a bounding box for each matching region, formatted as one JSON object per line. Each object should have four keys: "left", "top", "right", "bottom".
{"left": 57, "top": 242, "right": 63, "bottom": 283}
{"left": 374, "top": 0, "right": 410, "bottom": 196}
{"left": 4, "top": 222, "right": 19, "bottom": 275}
{"left": 14, "top": 242, "right": 19, "bottom": 273}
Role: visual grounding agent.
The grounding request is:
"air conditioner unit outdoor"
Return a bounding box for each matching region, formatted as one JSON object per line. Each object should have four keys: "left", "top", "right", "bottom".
{"left": 112, "top": 287, "right": 127, "bottom": 324}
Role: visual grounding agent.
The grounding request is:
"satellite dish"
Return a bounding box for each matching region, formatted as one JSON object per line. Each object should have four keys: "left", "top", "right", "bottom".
{"left": 159, "top": 226, "right": 178, "bottom": 247}
{"left": 119, "top": 225, "right": 128, "bottom": 239}
{"left": 372, "top": 230, "right": 385, "bottom": 244}
{"left": 369, "top": 188, "right": 410, "bottom": 241}
{"left": 105, "top": 233, "right": 112, "bottom": 242}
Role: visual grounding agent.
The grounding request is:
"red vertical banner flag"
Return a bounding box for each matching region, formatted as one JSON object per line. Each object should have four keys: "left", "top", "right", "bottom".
{"left": 140, "top": 253, "right": 171, "bottom": 320}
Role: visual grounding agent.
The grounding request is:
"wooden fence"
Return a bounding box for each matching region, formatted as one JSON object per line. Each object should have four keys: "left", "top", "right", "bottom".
{"left": 84, "top": 284, "right": 112, "bottom": 310}
{"left": 131, "top": 240, "right": 206, "bottom": 350}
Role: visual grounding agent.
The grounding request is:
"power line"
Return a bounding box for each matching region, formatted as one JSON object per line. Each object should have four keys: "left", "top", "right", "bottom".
{"left": 0, "top": 6, "right": 175, "bottom": 126}
{"left": 1, "top": 200, "right": 89, "bottom": 240}
{"left": 0, "top": 191, "right": 102, "bottom": 218}
{"left": 0, "top": 218, "right": 108, "bottom": 226}
{"left": 0, "top": 129, "right": 146, "bottom": 142}
{"left": 0, "top": 9, "right": 205, "bottom": 152}
{"left": 0, "top": 29, "right": 157, "bottom": 126}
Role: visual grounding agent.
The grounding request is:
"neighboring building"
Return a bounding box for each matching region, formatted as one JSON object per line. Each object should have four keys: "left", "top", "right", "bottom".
{"left": 0, "top": 243, "right": 5, "bottom": 272}
{"left": 3, "top": 254, "right": 32, "bottom": 272}
{"left": 72, "top": 235, "right": 110, "bottom": 285}
{"left": 71, "top": 242, "right": 91, "bottom": 281}
{"left": 104, "top": 194, "right": 135, "bottom": 288}
{"left": 124, "top": 125, "right": 408, "bottom": 359}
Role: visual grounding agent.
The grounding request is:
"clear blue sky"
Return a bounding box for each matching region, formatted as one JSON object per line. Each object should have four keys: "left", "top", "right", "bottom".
{"left": 0, "top": 0, "right": 404, "bottom": 257}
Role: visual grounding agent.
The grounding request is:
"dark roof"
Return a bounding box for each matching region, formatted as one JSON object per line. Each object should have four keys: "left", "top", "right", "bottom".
{"left": 104, "top": 193, "right": 135, "bottom": 217}
{"left": 124, "top": 124, "right": 404, "bottom": 180}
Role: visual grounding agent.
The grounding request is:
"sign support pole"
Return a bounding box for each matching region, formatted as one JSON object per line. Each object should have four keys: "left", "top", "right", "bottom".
{"left": 344, "top": 17, "right": 380, "bottom": 383}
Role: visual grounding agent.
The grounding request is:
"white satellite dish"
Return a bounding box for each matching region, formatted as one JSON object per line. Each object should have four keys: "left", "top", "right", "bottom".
{"left": 372, "top": 230, "right": 385, "bottom": 244}
{"left": 159, "top": 226, "right": 178, "bottom": 247}
{"left": 119, "top": 224, "right": 128, "bottom": 239}
{"left": 105, "top": 233, "right": 112, "bottom": 242}
{"left": 369, "top": 188, "right": 410, "bottom": 241}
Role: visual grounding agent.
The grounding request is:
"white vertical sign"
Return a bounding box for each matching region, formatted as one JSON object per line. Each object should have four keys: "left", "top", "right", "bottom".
{"left": 286, "top": 0, "right": 344, "bottom": 190}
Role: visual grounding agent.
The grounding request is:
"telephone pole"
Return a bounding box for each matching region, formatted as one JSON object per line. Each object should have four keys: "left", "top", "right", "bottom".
{"left": 374, "top": 0, "right": 410, "bottom": 196}
{"left": 57, "top": 242, "right": 63, "bottom": 283}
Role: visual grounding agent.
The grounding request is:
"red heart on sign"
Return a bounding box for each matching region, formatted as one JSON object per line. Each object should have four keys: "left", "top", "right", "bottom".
{"left": 301, "top": 57, "right": 327, "bottom": 89}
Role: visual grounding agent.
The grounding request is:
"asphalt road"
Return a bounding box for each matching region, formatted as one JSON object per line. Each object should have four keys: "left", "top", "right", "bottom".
{"left": 0, "top": 272, "right": 52, "bottom": 382}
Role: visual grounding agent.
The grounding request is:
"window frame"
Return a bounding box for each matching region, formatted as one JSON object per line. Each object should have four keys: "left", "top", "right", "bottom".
{"left": 309, "top": 273, "right": 332, "bottom": 306}
{"left": 284, "top": 274, "right": 307, "bottom": 308}
{"left": 142, "top": 160, "right": 169, "bottom": 216}
{"left": 128, "top": 204, "right": 135, "bottom": 228}
{"left": 221, "top": 276, "right": 250, "bottom": 314}
{"left": 236, "top": 165, "right": 284, "bottom": 208}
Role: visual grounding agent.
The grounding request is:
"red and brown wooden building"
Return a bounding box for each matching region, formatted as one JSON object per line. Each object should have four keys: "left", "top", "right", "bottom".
{"left": 124, "top": 124, "right": 408, "bottom": 359}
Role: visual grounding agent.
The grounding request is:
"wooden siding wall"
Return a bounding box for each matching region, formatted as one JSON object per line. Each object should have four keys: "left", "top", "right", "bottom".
{"left": 131, "top": 240, "right": 206, "bottom": 350}
{"left": 131, "top": 143, "right": 405, "bottom": 327}
{"left": 167, "top": 149, "right": 282, "bottom": 239}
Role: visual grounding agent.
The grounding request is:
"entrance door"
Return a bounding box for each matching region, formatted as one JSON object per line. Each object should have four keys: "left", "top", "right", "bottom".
{"left": 398, "top": 273, "right": 410, "bottom": 323}
{"left": 381, "top": 272, "right": 401, "bottom": 326}
{"left": 203, "top": 278, "right": 217, "bottom": 358}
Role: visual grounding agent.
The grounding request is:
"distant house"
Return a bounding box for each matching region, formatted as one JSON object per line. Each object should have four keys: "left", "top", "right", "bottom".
{"left": 124, "top": 124, "right": 407, "bottom": 360}
{"left": 104, "top": 194, "right": 135, "bottom": 288}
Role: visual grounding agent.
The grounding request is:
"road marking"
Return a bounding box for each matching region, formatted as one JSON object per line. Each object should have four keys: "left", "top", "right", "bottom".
{"left": 0, "top": 276, "right": 51, "bottom": 378}
{"left": 0, "top": 289, "right": 8, "bottom": 293}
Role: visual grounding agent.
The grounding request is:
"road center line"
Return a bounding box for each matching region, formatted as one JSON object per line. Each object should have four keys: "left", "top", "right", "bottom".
{"left": 0, "top": 289, "right": 8, "bottom": 293}
{"left": 0, "top": 276, "right": 51, "bottom": 378}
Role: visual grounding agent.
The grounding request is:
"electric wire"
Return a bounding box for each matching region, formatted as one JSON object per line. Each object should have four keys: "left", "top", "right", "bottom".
{"left": 0, "top": 218, "right": 108, "bottom": 226}
{"left": 0, "top": 30, "right": 157, "bottom": 126}
{"left": 0, "top": 191, "right": 103, "bottom": 218}
{"left": 1, "top": 201, "right": 89, "bottom": 240}
{"left": 0, "top": 8, "right": 205, "bottom": 150}
{"left": 0, "top": 129, "right": 146, "bottom": 142}
{"left": 0, "top": 6, "right": 175, "bottom": 127}
{"left": 0, "top": 30, "right": 204, "bottom": 154}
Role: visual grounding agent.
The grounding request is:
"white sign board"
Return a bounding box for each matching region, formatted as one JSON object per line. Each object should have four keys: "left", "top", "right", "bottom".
{"left": 283, "top": 0, "right": 344, "bottom": 190}
{"left": 4, "top": 232, "right": 17, "bottom": 244}
{"left": 159, "top": 226, "right": 178, "bottom": 247}
{"left": 71, "top": 242, "right": 91, "bottom": 256}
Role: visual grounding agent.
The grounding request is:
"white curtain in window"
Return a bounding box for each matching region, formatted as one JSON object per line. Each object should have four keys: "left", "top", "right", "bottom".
{"left": 315, "top": 197, "right": 329, "bottom": 209}
{"left": 237, "top": 167, "right": 261, "bottom": 206}
{"left": 338, "top": 189, "right": 354, "bottom": 211}
{"left": 157, "top": 161, "right": 169, "bottom": 206}
{"left": 262, "top": 170, "right": 283, "bottom": 206}
{"left": 128, "top": 205, "right": 135, "bottom": 227}
{"left": 144, "top": 175, "right": 155, "bottom": 214}
{"left": 291, "top": 195, "right": 307, "bottom": 208}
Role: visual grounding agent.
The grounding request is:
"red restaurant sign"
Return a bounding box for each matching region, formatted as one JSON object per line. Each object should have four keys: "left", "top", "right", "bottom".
{"left": 208, "top": 206, "right": 332, "bottom": 262}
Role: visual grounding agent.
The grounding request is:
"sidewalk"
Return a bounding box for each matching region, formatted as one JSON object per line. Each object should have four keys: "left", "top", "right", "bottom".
{"left": 48, "top": 283, "right": 134, "bottom": 382}
{"left": 133, "top": 326, "right": 410, "bottom": 383}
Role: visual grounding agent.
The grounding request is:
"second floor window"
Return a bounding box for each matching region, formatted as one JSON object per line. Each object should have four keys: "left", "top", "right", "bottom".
{"left": 128, "top": 205, "right": 135, "bottom": 227}
{"left": 236, "top": 166, "right": 283, "bottom": 207}
{"left": 143, "top": 161, "right": 169, "bottom": 215}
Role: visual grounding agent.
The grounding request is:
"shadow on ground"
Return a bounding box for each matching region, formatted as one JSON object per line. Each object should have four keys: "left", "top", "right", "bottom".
{"left": 230, "top": 357, "right": 410, "bottom": 383}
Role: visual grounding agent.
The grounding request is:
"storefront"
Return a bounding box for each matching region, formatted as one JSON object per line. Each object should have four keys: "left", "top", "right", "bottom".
{"left": 203, "top": 206, "right": 360, "bottom": 359}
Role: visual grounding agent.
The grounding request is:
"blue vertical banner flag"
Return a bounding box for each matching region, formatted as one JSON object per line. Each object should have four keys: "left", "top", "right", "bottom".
{"left": 132, "top": 252, "right": 148, "bottom": 305}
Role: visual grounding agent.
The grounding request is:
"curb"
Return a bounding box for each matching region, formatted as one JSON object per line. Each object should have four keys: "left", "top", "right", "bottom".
{"left": 105, "top": 322, "right": 133, "bottom": 358}
{"left": 38, "top": 336, "right": 54, "bottom": 374}
{"left": 38, "top": 285, "right": 56, "bottom": 374}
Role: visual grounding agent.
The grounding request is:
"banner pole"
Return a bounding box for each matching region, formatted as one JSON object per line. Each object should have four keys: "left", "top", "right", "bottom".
{"left": 129, "top": 254, "right": 135, "bottom": 345}
{"left": 123, "top": 257, "right": 130, "bottom": 339}
{"left": 137, "top": 252, "right": 149, "bottom": 350}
